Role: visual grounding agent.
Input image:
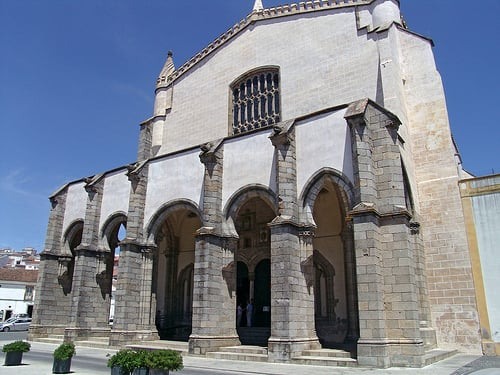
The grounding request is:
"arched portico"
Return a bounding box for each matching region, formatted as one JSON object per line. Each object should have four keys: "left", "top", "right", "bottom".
{"left": 100, "top": 212, "right": 127, "bottom": 324}
{"left": 301, "top": 169, "right": 359, "bottom": 349}
{"left": 146, "top": 200, "right": 202, "bottom": 341}
{"left": 224, "top": 186, "right": 277, "bottom": 344}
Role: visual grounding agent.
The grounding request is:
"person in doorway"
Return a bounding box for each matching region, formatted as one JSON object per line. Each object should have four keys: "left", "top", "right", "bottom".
{"left": 246, "top": 299, "right": 254, "bottom": 327}
{"left": 236, "top": 303, "right": 244, "bottom": 327}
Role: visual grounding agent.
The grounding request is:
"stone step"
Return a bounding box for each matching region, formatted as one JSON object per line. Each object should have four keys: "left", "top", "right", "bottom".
{"left": 301, "top": 348, "right": 354, "bottom": 359}
{"left": 218, "top": 345, "right": 268, "bottom": 355}
{"left": 128, "top": 340, "right": 189, "bottom": 354}
{"left": 206, "top": 351, "right": 268, "bottom": 362}
{"left": 423, "top": 349, "right": 458, "bottom": 366}
{"left": 75, "top": 339, "right": 110, "bottom": 349}
{"left": 34, "top": 337, "right": 64, "bottom": 345}
{"left": 292, "top": 355, "right": 358, "bottom": 367}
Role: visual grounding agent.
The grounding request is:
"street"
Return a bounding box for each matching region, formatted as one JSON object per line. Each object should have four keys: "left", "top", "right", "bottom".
{"left": 1, "top": 332, "right": 498, "bottom": 375}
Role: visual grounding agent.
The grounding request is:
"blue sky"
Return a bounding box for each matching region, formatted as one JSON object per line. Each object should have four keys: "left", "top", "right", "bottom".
{"left": 1, "top": 1, "right": 499, "bottom": 252}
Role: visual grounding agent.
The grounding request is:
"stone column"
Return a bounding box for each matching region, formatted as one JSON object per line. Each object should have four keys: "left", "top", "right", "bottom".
{"left": 189, "top": 140, "right": 240, "bottom": 354}
{"left": 342, "top": 224, "right": 359, "bottom": 343}
{"left": 267, "top": 121, "right": 320, "bottom": 362}
{"left": 110, "top": 161, "right": 159, "bottom": 346}
{"left": 29, "top": 188, "right": 71, "bottom": 339}
{"left": 65, "top": 175, "right": 112, "bottom": 342}
{"left": 346, "top": 99, "right": 424, "bottom": 368}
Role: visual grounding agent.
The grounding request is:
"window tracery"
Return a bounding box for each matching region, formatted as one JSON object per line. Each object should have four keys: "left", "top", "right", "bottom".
{"left": 231, "top": 69, "right": 281, "bottom": 135}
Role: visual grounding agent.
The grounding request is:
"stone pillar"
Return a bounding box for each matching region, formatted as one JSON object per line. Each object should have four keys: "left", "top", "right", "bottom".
{"left": 29, "top": 188, "right": 71, "bottom": 339}
{"left": 267, "top": 121, "right": 320, "bottom": 362}
{"left": 342, "top": 225, "right": 359, "bottom": 343}
{"left": 410, "top": 221, "right": 437, "bottom": 350}
{"left": 189, "top": 140, "right": 240, "bottom": 354}
{"left": 110, "top": 161, "right": 159, "bottom": 346}
{"left": 346, "top": 99, "right": 424, "bottom": 368}
{"left": 65, "top": 175, "right": 111, "bottom": 342}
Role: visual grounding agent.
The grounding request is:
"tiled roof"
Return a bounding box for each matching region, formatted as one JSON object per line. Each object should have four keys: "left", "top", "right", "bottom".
{"left": 0, "top": 268, "right": 38, "bottom": 283}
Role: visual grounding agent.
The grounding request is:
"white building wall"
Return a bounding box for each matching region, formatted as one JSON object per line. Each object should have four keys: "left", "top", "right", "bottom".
{"left": 295, "top": 108, "right": 354, "bottom": 198}
{"left": 160, "top": 9, "right": 379, "bottom": 154}
{"left": 62, "top": 182, "right": 87, "bottom": 235}
{"left": 99, "top": 170, "right": 130, "bottom": 229}
{"left": 222, "top": 131, "right": 276, "bottom": 210}
{"left": 144, "top": 149, "right": 205, "bottom": 228}
{"left": 0, "top": 283, "right": 32, "bottom": 319}
{"left": 471, "top": 190, "right": 500, "bottom": 342}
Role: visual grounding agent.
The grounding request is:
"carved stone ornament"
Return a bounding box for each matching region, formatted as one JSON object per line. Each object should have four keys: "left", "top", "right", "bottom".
{"left": 269, "top": 119, "right": 295, "bottom": 146}
{"left": 199, "top": 139, "right": 223, "bottom": 165}
{"left": 126, "top": 160, "right": 148, "bottom": 184}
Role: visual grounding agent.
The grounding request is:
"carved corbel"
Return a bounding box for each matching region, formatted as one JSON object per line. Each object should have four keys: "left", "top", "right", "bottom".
{"left": 126, "top": 160, "right": 148, "bottom": 188}
{"left": 269, "top": 119, "right": 295, "bottom": 147}
{"left": 199, "top": 139, "right": 223, "bottom": 165}
{"left": 409, "top": 221, "right": 420, "bottom": 235}
{"left": 57, "top": 256, "right": 73, "bottom": 295}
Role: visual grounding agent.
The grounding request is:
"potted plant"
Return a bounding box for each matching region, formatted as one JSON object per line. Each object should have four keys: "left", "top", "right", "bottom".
{"left": 107, "top": 349, "right": 148, "bottom": 375}
{"left": 52, "top": 341, "right": 76, "bottom": 374}
{"left": 144, "top": 349, "right": 183, "bottom": 375}
{"left": 2, "top": 340, "right": 31, "bottom": 366}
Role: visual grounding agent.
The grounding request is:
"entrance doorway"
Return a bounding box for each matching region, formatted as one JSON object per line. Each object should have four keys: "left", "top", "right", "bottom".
{"left": 234, "top": 196, "right": 274, "bottom": 345}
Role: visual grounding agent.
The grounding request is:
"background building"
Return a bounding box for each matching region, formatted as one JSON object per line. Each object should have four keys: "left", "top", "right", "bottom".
{"left": 0, "top": 268, "right": 38, "bottom": 321}
{"left": 460, "top": 174, "right": 500, "bottom": 356}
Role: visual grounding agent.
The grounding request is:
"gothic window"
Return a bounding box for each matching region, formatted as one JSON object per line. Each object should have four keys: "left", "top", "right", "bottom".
{"left": 231, "top": 68, "right": 281, "bottom": 135}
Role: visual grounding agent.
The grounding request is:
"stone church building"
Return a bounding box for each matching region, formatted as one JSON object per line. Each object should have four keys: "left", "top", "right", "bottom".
{"left": 30, "top": 0, "right": 483, "bottom": 368}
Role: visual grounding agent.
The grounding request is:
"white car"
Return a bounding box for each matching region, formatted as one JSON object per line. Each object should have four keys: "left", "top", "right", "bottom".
{"left": 0, "top": 317, "right": 32, "bottom": 332}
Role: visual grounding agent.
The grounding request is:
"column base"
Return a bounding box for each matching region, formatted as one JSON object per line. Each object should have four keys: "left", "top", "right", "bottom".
{"left": 357, "top": 338, "right": 425, "bottom": 368}
{"left": 188, "top": 335, "right": 240, "bottom": 355}
{"left": 268, "top": 337, "right": 320, "bottom": 362}
{"left": 64, "top": 327, "right": 111, "bottom": 342}
{"left": 109, "top": 329, "right": 160, "bottom": 347}
{"left": 28, "top": 324, "right": 67, "bottom": 340}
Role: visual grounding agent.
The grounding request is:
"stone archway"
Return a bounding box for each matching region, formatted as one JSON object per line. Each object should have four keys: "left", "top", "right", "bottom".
{"left": 301, "top": 169, "right": 358, "bottom": 349}
{"left": 59, "top": 220, "right": 83, "bottom": 296}
{"left": 224, "top": 188, "right": 277, "bottom": 346}
{"left": 100, "top": 213, "right": 127, "bottom": 324}
{"left": 148, "top": 203, "right": 202, "bottom": 341}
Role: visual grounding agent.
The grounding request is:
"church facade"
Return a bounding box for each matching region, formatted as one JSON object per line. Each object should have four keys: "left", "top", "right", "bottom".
{"left": 30, "top": 0, "right": 483, "bottom": 368}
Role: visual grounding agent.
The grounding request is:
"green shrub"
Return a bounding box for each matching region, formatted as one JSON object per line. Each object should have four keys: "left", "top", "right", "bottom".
{"left": 107, "top": 349, "right": 148, "bottom": 372}
{"left": 2, "top": 340, "right": 31, "bottom": 353}
{"left": 145, "top": 349, "right": 183, "bottom": 371}
{"left": 53, "top": 342, "right": 76, "bottom": 360}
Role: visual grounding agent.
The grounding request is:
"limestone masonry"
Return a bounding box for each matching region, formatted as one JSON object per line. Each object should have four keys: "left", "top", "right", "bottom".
{"left": 30, "top": 0, "right": 485, "bottom": 368}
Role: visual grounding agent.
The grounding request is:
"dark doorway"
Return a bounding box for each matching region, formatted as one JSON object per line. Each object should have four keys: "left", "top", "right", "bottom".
{"left": 254, "top": 259, "right": 271, "bottom": 327}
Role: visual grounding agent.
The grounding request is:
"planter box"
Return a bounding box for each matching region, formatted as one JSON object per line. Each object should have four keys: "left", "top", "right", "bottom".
{"left": 4, "top": 351, "right": 23, "bottom": 366}
{"left": 149, "top": 370, "right": 169, "bottom": 375}
{"left": 133, "top": 368, "right": 149, "bottom": 375}
{"left": 52, "top": 357, "right": 72, "bottom": 374}
{"left": 111, "top": 366, "right": 130, "bottom": 375}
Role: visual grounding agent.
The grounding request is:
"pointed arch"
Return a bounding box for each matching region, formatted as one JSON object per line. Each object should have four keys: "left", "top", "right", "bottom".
{"left": 99, "top": 211, "right": 127, "bottom": 251}
{"left": 62, "top": 219, "right": 84, "bottom": 256}
{"left": 300, "top": 168, "right": 355, "bottom": 226}
{"left": 145, "top": 199, "right": 202, "bottom": 245}
{"left": 223, "top": 184, "right": 278, "bottom": 237}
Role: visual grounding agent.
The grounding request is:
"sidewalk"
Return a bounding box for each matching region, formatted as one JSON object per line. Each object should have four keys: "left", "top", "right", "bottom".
{"left": 1, "top": 341, "right": 498, "bottom": 375}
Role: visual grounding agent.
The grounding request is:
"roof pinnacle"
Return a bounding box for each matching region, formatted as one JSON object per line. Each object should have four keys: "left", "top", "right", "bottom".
{"left": 156, "top": 51, "right": 175, "bottom": 88}
{"left": 253, "top": 0, "right": 264, "bottom": 12}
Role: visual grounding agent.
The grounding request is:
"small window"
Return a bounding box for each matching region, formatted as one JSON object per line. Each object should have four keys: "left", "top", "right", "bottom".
{"left": 24, "top": 286, "right": 34, "bottom": 301}
{"left": 231, "top": 68, "right": 281, "bottom": 135}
